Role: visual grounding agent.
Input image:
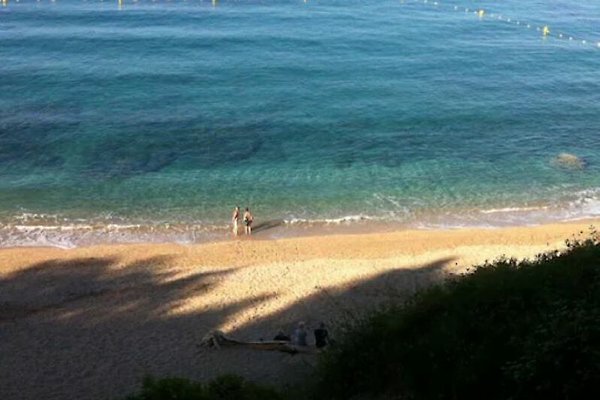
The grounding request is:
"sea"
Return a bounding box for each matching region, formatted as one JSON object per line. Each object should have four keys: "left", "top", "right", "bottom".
{"left": 1, "top": 0, "right": 600, "bottom": 247}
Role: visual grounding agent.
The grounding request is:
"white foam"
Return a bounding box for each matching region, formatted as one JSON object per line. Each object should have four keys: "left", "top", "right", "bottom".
{"left": 284, "top": 214, "right": 377, "bottom": 225}
{"left": 480, "top": 206, "right": 548, "bottom": 214}
{"left": 561, "top": 188, "right": 600, "bottom": 219}
{"left": 3, "top": 188, "right": 600, "bottom": 249}
{"left": 105, "top": 224, "right": 143, "bottom": 230}
{"left": 13, "top": 212, "right": 60, "bottom": 222}
{"left": 13, "top": 224, "right": 94, "bottom": 231}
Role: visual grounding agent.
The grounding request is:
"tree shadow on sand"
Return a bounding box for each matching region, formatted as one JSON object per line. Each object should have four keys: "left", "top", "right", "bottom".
{"left": 0, "top": 254, "right": 454, "bottom": 400}
{"left": 231, "top": 257, "right": 454, "bottom": 340}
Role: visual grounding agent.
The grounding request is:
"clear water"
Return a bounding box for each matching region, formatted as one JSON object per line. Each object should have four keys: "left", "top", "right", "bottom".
{"left": 1, "top": 0, "right": 600, "bottom": 246}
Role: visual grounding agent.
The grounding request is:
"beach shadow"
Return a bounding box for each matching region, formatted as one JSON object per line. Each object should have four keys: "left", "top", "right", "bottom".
{"left": 197, "top": 257, "right": 455, "bottom": 387}
{"left": 0, "top": 253, "right": 455, "bottom": 400}
{"left": 0, "top": 255, "right": 259, "bottom": 325}
{"left": 230, "top": 257, "right": 454, "bottom": 341}
{"left": 252, "top": 219, "right": 286, "bottom": 234}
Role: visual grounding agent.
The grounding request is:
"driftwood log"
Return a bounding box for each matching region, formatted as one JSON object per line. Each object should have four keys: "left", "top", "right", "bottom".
{"left": 200, "top": 330, "right": 318, "bottom": 355}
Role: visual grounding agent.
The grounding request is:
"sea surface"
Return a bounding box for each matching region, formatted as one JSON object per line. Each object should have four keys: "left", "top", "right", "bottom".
{"left": 1, "top": 0, "right": 600, "bottom": 247}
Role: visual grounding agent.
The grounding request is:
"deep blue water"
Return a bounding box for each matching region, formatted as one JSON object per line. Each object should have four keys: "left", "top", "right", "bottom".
{"left": 1, "top": 0, "right": 600, "bottom": 246}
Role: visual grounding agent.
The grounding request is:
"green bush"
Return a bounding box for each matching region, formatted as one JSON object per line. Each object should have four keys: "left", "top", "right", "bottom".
{"left": 314, "top": 234, "right": 600, "bottom": 400}
{"left": 206, "top": 375, "right": 283, "bottom": 400}
{"left": 126, "top": 374, "right": 284, "bottom": 400}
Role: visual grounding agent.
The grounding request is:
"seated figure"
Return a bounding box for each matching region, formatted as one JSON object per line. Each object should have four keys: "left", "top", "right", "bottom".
{"left": 314, "top": 322, "right": 329, "bottom": 349}
{"left": 292, "top": 322, "right": 308, "bottom": 346}
{"left": 273, "top": 329, "right": 291, "bottom": 342}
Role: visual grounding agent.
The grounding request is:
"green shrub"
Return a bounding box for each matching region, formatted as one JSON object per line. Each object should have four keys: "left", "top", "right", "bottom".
{"left": 207, "top": 375, "right": 283, "bottom": 400}
{"left": 126, "top": 376, "right": 205, "bottom": 400}
{"left": 314, "top": 234, "right": 600, "bottom": 400}
{"left": 126, "top": 374, "right": 284, "bottom": 400}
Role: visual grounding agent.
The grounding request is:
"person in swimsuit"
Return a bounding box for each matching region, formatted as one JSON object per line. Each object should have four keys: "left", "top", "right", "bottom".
{"left": 243, "top": 207, "right": 253, "bottom": 235}
{"left": 232, "top": 206, "right": 240, "bottom": 236}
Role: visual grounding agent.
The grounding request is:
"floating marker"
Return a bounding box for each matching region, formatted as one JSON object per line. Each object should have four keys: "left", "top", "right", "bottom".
{"left": 542, "top": 26, "right": 550, "bottom": 36}
{"left": 477, "top": 9, "right": 485, "bottom": 18}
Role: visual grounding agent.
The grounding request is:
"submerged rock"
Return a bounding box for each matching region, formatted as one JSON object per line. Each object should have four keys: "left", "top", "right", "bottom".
{"left": 553, "top": 153, "right": 586, "bottom": 170}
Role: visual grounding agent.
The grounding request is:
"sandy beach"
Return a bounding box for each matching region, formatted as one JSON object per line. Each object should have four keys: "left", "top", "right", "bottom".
{"left": 1, "top": 220, "right": 597, "bottom": 400}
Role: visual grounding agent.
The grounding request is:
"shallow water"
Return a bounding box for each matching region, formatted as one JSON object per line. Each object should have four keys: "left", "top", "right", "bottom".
{"left": 1, "top": 0, "right": 600, "bottom": 246}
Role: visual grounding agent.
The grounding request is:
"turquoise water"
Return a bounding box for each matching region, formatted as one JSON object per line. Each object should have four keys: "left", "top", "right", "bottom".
{"left": 1, "top": 0, "right": 600, "bottom": 246}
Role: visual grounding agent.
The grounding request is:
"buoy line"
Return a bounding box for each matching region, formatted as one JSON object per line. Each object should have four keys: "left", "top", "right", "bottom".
{"left": 400, "top": 0, "right": 600, "bottom": 50}
{"left": 2, "top": 0, "right": 600, "bottom": 50}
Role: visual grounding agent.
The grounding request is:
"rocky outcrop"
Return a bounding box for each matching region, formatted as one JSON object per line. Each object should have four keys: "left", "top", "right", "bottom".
{"left": 553, "top": 153, "right": 586, "bottom": 170}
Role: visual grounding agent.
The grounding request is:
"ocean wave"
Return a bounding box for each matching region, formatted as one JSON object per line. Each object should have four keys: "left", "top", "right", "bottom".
{"left": 480, "top": 206, "right": 549, "bottom": 214}
{"left": 283, "top": 214, "right": 378, "bottom": 225}
{"left": 3, "top": 188, "right": 600, "bottom": 248}
{"left": 13, "top": 224, "right": 94, "bottom": 231}
{"left": 560, "top": 188, "right": 600, "bottom": 220}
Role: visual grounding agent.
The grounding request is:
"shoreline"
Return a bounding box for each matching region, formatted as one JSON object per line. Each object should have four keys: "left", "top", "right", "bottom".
{"left": 1, "top": 218, "right": 598, "bottom": 266}
{"left": 1, "top": 212, "right": 599, "bottom": 250}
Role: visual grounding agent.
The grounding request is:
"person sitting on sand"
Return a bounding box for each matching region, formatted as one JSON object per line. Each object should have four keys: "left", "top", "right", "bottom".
{"left": 292, "top": 322, "right": 308, "bottom": 346}
{"left": 314, "top": 322, "right": 329, "bottom": 349}
{"left": 273, "top": 329, "right": 291, "bottom": 342}
{"left": 232, "top": 206, "right": 240, "bottom": 236}
{"left": 243, "top": 207, "right": 254, "bottom": 235}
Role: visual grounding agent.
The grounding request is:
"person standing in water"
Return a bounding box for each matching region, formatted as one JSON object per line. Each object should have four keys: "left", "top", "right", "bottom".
{"left": 232, "top": 206, "right": 240, "bottom": 236}
{"left": 243, "top": 207, "right": 254, "bottom": 235}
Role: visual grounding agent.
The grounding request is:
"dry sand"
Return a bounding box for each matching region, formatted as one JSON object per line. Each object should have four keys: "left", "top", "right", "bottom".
{"left": 0, "top": 220, "right": 597, "bottom": 400}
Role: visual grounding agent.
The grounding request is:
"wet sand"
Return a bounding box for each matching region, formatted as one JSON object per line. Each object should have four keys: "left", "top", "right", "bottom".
{"left": 0, "top": 220, "right": 597, "bottom": 400}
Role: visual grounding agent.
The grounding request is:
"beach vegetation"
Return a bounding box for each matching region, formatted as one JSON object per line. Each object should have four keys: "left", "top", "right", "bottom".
{"left": 313, "top": 231, "right": 600, "bottom": 399}
{"left": 126, "top": 374, "right": 284, "bottom": 400}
